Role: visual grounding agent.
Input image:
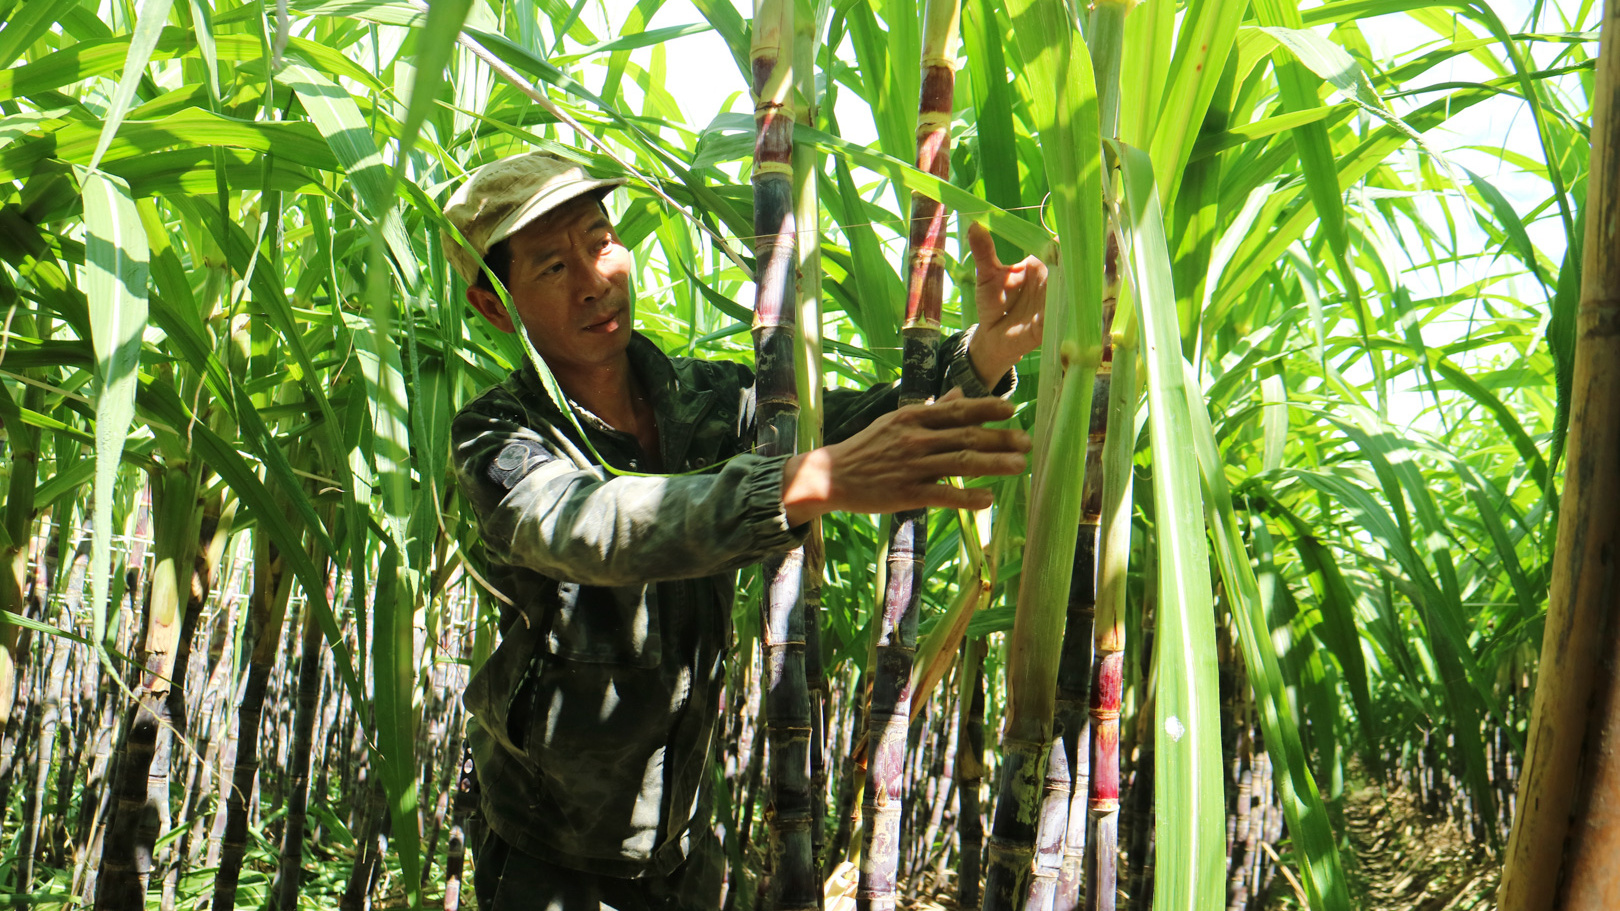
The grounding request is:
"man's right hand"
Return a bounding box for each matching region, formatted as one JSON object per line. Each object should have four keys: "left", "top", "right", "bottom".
{"left": 780, "top": 389, "right": 1030, "bottom": 526}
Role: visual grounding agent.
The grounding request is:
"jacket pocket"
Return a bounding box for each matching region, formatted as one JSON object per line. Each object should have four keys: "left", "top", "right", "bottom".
{"left": 463, "top": 615, "right": 545, "bottom": 759}
{"left": 543, "top": 581, "right": 662, "bottom": 668}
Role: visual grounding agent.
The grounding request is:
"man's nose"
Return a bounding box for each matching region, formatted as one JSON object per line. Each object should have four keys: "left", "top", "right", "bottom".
{"left": 576, "top": 253, "right": 612, "bottom": 300}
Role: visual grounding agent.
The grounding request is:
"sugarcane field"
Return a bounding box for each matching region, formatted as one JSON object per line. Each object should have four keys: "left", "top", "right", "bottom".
{"left": 0, "top": 0, "right": 1615, "bottom": 906}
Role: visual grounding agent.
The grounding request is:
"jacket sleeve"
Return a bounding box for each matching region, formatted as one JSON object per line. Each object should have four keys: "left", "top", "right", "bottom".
{"left": 821, "top": 326, "right": 1017, "bottom": 444}
{"left": 452, "top": 394, "right": 807, "bottom": 587}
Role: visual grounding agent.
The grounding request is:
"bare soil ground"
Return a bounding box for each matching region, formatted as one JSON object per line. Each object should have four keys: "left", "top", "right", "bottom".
{"left": 1338, "top": 782, "right": 1501, "bottom": 911}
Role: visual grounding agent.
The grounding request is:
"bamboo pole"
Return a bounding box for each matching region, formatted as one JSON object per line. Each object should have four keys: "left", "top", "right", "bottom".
{"left": 752, "top": 0, "right": 817, "bottom": 904}
{"left": 1499, "top": 1, "right": 1620, "bottom": 906}
{"left": 857, "top": 3, "right": 960, "bottom": 907}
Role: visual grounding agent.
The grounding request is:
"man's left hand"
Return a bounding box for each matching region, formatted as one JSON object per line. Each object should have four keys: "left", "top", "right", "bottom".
{"left": 965, "top": 220, "right": 1048, "bottom": 389}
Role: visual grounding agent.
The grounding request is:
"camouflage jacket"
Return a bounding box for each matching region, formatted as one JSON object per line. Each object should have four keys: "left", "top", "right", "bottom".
{"left": 451, "top": 329, "right": 1009, "bottom": 878}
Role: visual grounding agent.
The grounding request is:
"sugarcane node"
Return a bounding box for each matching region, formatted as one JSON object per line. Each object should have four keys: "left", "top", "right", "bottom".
{"left": 985, "top": 837, "right": 1035, "bottom": 861}
{"left": 752, "top": 161, "right": 796, "bottom": 179}
{"left": 1577, "top": 299, "right": 1620, "bottom": 335}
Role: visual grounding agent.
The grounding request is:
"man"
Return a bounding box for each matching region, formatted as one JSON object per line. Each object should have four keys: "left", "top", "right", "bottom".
{"left": 445, "top": 151, "right": 1047, "bottom": 910}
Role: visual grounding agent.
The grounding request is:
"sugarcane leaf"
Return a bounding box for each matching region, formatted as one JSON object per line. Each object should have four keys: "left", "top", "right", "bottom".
{"left": 1148, "top": 0, "right": 1244, "bottom": 209}
{"left": 0, "top": 0, "right": 82, "bottom": 69}
{"left": 961, "top": 0, "right": 1024, "bottom": 264}
{"left": 355, "top": 237, "right": 424, "bottom": 906}
{"left": 135, "top": 379, "right": 369, "bottom": 724}
{"left": 0, "top": 111, "right": 341, "bottom": 183}
{"left": 767, "top": 118, "right": 1052, "bottom": 254}
{"left": 1462, "top": 166, "right": 1551, "bottom": 291}
{"left": 1182, "top": 357, "right": 1353, "bottom": 911}
{"left": 1214, "top": 82, "right": 1498, "bottom": 315}
{"left": 280, "top": 66, "right": 421, "bottom": 294}
{"left": 392, "top": 0, "right": 474, "bottom": 171}
{"left": 87, "top": 0, "right": 175, "bottom": 172}
{"left": 1250, "top": 6, "right": 1355, "bottom": 309}
{"left": 370, "top": 544, "right": 423, "bottom": 910}
{"left": 1115, "top": 141, "right": 1225, "bottom": 910}
{"left": 183, "top": 0, "right": 220, "bottom": 102}
{"left": 80, "top": 169, "right": 149, "bottom": 657}
{"left": 1547, "top": 215, "right": 1580, "bottom": 475}
{"left": 826, "top": 157, "right": 902, "bottom": 362}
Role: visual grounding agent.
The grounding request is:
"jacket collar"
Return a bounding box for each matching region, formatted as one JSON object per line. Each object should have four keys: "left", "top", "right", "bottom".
{"left": 517, "top": 332, "right": 714, "bottom": 468}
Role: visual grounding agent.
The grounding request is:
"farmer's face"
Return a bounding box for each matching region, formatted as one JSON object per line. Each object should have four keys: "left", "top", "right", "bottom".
{"left": 474, "top": 195, "right": 634, "bottom": 376}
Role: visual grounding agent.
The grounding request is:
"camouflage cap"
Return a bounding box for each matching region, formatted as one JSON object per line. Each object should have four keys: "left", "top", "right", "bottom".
{"left": 443, "top": 151, "right": 627, "bottom": 284}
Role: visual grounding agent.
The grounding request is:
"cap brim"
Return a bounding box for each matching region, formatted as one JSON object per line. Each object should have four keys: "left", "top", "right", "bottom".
{"left": 485, "top": 175, "right": 629, "bottom": 251}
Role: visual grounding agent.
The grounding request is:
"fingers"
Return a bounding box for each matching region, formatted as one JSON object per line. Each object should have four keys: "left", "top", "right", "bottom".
{"left": 911, "top": 482, "right": 994, "bottom": 512}
{"left": 906, "top": 394, "right": 1016, "bottom": 429}
{"left": 1014, "top": 253, "right": 1049, "bottom": 285}
{"left": 913, "top": 425, "right": 1031, "bottom": 456}
{"left": 909, "top": 449, "right": 1028, "bottom": 479}
{"left": 967, "top": 221, "right": 1004, "bottom": 276}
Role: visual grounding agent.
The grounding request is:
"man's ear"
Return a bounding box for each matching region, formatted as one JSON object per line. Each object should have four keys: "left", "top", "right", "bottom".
{"left": 467, "top": 286, "right": 516, "bottom": 333}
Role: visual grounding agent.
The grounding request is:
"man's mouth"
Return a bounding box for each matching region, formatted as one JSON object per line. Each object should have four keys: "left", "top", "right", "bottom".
{"left": 583, "top": 310, "right": 622, "bottom": 333}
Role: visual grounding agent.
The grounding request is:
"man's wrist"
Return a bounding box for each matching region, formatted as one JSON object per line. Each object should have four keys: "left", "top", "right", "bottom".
{"left": 966, "top": 342, "right": 1013, "bottom": 391}
{"left": 782, "top": 450, "right": 833, "bottom": 527}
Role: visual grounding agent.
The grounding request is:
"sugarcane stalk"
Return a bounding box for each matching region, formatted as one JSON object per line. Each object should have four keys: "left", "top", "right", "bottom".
{"left": 342, "top": 777, "right": 391, "bottom": 911}
{"left": 804, "top": 528, "right": 831, "bottom": 875}
{"left": 1499, "top": 0, "right": 1620, "bottom": 905}
{"left": 1041, "top": 447, "right": 1106, "bottom": 911}
{"left": 210, "top": 527, "right": 293, "bottom": 911}
{"left": 857, "top": 4, "right": 959, "bottom": 908}
{"left": 983, "top": 0, "right": 1106, "bottom": 901}
{"left": 791, "top": 0, "right": 830, "bottom": 879}
{"left": 752, "top": 0, "right": 816, "bottom": 903}
{"left": 273, "top": 553, "right": 334, "bottom": 911}
{"left": 829, "top": 665, "right": 866, "bottom": 869}
{"left": 420, "top": 700, "right": 463, "bottom": 890}
{"left": 73, "top": 643, "right": 122, "bottom": 898}
{"left": 1084, "top": 288, "right": 1139, "bottom": 911}
{"left": 20, "top": 599, "right": 72, "bottom": 893}
{"left": 95, "top": 465, "right": 203, "bottom": 911}
{"left": 3, "top": 320, "right": 45, "bottom": 887}
{"left": 176, "top": 590, "right": 238, "bottom": 873}
{"left": 1043, "top": 265, "right": 1119, "bottom": 910}
{"left": 983, "top": 354, "right": 1098, "bottom": 910}
{"left": 0, "top": 317, "right": 43, "bottom": 732}
{"left": 914, "top": 689, "right": 959, "bottom": 886}
{"left": 958, "top": 637, "right": 988, "bottom": 910}
{"left": 443, "top": 739, "right": 474, "bottom": 911}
